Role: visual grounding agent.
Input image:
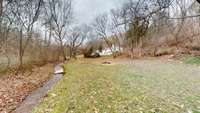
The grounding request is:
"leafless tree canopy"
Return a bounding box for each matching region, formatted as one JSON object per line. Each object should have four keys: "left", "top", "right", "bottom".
{"left": 44, "top": 0, "right": 73, "bottom": 61}
{"left": 0, "top": 0, "right": 74, "bottom": 70}
{"left": 0, "top": 0, "right": 200, "bottom": 69}
{"left": 67, "top": 25, "right": 90, "bottom": 58}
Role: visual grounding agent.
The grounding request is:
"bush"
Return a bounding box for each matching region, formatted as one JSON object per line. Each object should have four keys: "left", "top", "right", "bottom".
{"left": 83, "top": 46, "right": 100, "bottom": 58}
{"left": 84, "top": 52, "right": 100, "bottom": 58}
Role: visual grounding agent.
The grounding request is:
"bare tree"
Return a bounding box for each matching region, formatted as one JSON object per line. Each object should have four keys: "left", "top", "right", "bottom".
{"left": 0, "top": 0, "right": 2, "bottom": 17}
{"left": 93, "top": 13, "right": 117, "bottom": 58}
{"left": 0, "top": 0, "right": 3, "bottom": 42}
{"left": 45, "top": 0, "right": 73, "bottom": 61}
{"left": 119, "top": 0, "right": 173, "bottom": 58}
{"left": 6, "top": 0, "right": 44, "bottom": 67}
{"left": 68, "top": 25, "right": 90, "bottom": 58}
{"left": 0, "top": 0, "right": 3, "bottom": 30}
{"left": 121, "top": 0, "right": 150, "bottom": 58}
{"left": 110, "top": 9, "right": 126, "bottom": 54}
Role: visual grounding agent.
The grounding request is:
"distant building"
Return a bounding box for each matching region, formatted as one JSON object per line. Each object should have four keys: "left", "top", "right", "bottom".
{"left": 97, "top": 45, "right": 123, "bottom": 56}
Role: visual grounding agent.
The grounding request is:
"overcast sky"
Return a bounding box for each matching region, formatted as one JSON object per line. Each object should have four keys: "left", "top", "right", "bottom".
{"left": 74, "top": 0, "right": 124, "bottom": 24}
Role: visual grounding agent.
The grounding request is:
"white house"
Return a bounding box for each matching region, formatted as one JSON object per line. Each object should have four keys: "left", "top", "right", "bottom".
{"left": 97, "top": 45, "right": 123, "bottom": 56}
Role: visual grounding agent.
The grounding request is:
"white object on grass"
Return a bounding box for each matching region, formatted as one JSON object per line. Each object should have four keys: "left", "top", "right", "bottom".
{"left": 54, "top": 65, "right": 64, "bottom": 74}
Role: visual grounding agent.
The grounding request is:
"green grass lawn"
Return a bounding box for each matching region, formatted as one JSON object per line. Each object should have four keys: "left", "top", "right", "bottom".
{"left": 183, "top": 56, "right": 200, "bottom": 65}
{"left": 33, "top": 59, "right": 200, "bottom": 113}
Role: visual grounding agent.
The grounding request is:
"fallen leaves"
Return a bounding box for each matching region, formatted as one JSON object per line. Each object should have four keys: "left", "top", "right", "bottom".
{"left": 0, "top": 64, "right": 53, "bottom": 113}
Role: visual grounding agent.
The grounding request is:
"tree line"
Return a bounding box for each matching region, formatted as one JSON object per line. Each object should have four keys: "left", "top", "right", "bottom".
{"left": 0, "top": 0, "right": 91, "bottom": 70}
{"left": 0, "top": 0, "right": 200, "bottom": 70}
{"left": 90, "top": 0, "right": 200, "bottom": 58}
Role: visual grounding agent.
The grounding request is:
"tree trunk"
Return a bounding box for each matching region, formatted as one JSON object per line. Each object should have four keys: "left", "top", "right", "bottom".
{"left": 117, "top": 40, "right": 122, "bottom": 54}
{"left": 139, "top": 37, "right": 143, "bottom": 57}
{"left": 69, "top": 47, "right": 77, "bottom": 59}
{"left": 0, "top": 0, "right": 2, "bottom": 17}
{"left": 109, "top": 45, "right": 116, "bottom": 58}
{"left": 62, "top": 48, "right": 66, "bottom": 61}
{"left": 19, "top": 29, "right": 23, "bottom": 68}
{"left": 69, "top": 47, "right": 73, "bottom": 58}
{"left": 48, "top": 24, "right": 52, "bottom": 46}
{"left": 72, "top": 49, "right": 77, "bottom": 59}
{"left": 130, "top": 40, "right": 134, "bottom": 59}
{"left": 60, "top": 42, "right": 66, "bottom": 61}
{"left": 60, "top": 44, "right": 66, "bottom": 61}
{"left": 107, "top": 41, "right": 116, "bottom": 58}
{"left": 0, "top": 0, "right": 3, "bottom": 37}
{"left": 44, "top": 25, "right": 47, "bottom": 45}
{"left": 103, "top": 37, "right": 117, "bottom": 58}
